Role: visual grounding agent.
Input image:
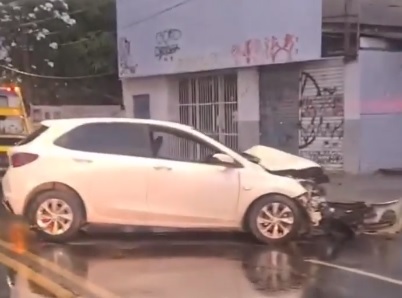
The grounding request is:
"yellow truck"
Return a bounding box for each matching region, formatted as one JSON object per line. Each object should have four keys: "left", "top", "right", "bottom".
{"left": 0, "top": 86, "right": 31, "bottom": 176}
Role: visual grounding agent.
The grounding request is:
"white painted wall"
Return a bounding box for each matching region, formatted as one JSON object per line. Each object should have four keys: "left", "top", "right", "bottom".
{"left": 121, "top": 76, "right": 179, "bottom": 122}
{"left": 122, "top": 68, "right": 261, "bottom": 148}
{"left": 358, "top": 50, "right": 402, "bottom": 172}
{"left": 117, "top": 0, "right": 322, "bottom": 77}
{"left": 326, "top": 50, "right": 402, "bottom": 173}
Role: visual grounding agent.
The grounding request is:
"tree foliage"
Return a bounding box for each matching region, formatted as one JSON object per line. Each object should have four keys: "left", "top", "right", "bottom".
{"left": 0, "top": 0, "right": 76, "bottom": 82}
{"left": 0, "top": 0, "right": 120, "bottom": 104}
{"left": 57, "top": 0, "right": 117, "bottom": 75}
{"left": 45, "top": 0, "right": 120, "bottom": 105}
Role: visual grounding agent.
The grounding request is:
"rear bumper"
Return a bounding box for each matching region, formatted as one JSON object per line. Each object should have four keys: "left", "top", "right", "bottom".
{"left": 1, "top": 171, "right": 25, "bottom": 215}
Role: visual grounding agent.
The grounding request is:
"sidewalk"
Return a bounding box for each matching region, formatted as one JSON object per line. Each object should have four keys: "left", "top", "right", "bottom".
{"left": 326, "top": 172, "right": 402, "bottom": 203}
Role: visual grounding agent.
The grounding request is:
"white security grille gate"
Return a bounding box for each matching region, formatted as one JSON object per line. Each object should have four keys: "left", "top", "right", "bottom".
{"left": 299, "top": 59, "right": 345, "bottom": 170}
{"left": 178, "top": 73, "right": 238, "bottom": 160}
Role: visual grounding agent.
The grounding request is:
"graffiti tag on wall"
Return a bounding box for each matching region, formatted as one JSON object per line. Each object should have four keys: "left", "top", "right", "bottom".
{"left": 231, "top": 34, "right": 298, "bottom": 66}
{"left": 118, "top": 37, "right": 138, "bottom": 76}
{"left": 299, "top": 71, "right": 344, "bottom": 167}
{"left": 155, "top": 29, "right": 182, "bottom": 61}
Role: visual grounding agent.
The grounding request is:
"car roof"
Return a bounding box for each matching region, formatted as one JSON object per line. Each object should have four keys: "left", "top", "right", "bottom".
{"left": 41, "top": 118, "right": 194, "bottom": 132}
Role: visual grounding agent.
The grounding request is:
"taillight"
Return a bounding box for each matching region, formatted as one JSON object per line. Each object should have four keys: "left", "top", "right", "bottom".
{"left": 10, "top": 153, "right": 38, "bottom": 168}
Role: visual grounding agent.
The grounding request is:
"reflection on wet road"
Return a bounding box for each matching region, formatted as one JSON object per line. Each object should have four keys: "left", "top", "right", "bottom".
{"left": 1, "top": 219, "right": 402, "bottom": 297}
{"left": 54, "top": 233, "right": 402, "bottom": 298}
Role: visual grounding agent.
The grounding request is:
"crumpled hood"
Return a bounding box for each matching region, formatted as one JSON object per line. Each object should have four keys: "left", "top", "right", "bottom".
{"left": 244, "top": 145, "right": 321, "bottom": 171}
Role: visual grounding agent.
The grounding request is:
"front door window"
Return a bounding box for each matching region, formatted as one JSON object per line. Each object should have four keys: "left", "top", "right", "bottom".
{"left": 149, "top": 126, "right": 220, "bottom": 165}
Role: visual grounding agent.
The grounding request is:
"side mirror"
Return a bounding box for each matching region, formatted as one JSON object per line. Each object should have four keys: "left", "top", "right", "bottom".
{"left": 211, "top": 153, "right": 237, "bottom": 166}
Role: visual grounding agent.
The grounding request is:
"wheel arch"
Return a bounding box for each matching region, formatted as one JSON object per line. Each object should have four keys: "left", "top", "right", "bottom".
{"left": 241, "top": 193, "right": 310, "bottom": 231}
{"left": 23, "top": 181, "right": 87, "bottom": 221}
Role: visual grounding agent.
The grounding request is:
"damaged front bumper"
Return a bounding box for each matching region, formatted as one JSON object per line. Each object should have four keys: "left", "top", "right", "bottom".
{"left": 295, "top": 177, "right": 402, "bottom": 237}
{"left": 321, "top": 199, "right": 402, "bottom": 236}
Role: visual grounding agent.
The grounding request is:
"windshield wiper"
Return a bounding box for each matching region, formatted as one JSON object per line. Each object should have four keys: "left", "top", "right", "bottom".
{"left": 240, "top": 152, "right": 261, "bottom": 164}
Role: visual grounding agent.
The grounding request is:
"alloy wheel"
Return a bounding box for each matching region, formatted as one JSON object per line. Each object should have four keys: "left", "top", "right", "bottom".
{"left": 36, "top": 199, "right": 74, "bottom": 235}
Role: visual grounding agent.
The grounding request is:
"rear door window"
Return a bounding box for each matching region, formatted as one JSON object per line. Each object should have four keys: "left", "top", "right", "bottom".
{"left": 54, "top": 122, "right": 153, "bottom": 157}
{"left": 18, "top": 125, "right": 48, "bottom": 145}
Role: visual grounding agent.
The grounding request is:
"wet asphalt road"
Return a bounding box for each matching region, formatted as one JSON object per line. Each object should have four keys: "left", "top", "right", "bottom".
{"left": 0, "top": 227, "right": 402, "bottom": 298}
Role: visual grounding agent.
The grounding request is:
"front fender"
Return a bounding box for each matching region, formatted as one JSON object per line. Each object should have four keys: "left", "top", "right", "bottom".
{"left": 237, "top": 173, "right": 307, "bottom": 221}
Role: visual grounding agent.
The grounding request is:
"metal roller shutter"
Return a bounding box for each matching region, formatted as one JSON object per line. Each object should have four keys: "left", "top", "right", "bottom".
{"left": 299, "top": 58, "right": 345, "bottom": 170}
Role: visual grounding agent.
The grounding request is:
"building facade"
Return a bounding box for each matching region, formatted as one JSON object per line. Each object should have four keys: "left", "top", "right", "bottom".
{"left": 117, "top": 0, "right": 402, "bottom": 173}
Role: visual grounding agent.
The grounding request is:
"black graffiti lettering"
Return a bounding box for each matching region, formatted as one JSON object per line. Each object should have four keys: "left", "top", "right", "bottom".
{"left": 300, "top": 150, "right": 343, "bottom": 165}
{"left": 300, "top": 72, "right": 338, "bottom": 96}
{"left": 298, "top": 71, "right": 344, "bottom": 166}
{"left": 155, "top": 29, "right": 182, "bottom": 61}
{"left": 299, "top": 95, "right": 343, "bottom": 118}
{"left": 155, "top": 45, "right": 180, "bottom": 61}
{"left": 156, "top": 29, "right": 182, "bottom": 44}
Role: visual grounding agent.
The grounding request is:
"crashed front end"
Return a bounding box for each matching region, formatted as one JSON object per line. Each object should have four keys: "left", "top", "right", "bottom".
{"left": 323, "top": 199, "right": 402, "bottom": 236}
{"left": 244, "top": 145, "right": 402, "bottom": 237}
{"left": 295, "top": 177, "right": 402, "bottom": 237}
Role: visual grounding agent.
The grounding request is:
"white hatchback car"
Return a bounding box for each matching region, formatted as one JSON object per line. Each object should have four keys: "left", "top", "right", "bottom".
{"left": 2, "top": 118, "right": 315, "bottom": 243}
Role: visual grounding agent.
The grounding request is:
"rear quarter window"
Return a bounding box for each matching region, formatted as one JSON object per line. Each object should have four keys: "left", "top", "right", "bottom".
{"left": 53, "top": 122, "right": 153, "bottom": 157}
{"left": 18, "top": 125, "right": 48, "bottom": 145}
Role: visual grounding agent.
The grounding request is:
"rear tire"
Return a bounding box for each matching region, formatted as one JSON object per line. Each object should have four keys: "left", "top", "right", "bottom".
{"left": 27, "top": 190, "right": 85, "bottom": 242}
{"left": 247, "top": 194, "right": 304, "bottom": 245}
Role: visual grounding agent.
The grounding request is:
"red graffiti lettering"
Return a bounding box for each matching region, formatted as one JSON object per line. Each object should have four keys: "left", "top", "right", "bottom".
{"left": 231, "top": 34, "right": 298, "bottom": 65}
{"left": 232, "top": 38, "right": 264, "bottom": 65}
{"left": 270, "top": 34, "right": 298, "bottom": 63}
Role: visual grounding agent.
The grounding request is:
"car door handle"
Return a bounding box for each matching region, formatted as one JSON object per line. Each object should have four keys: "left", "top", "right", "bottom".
{"left": 72, "top": 158, "right": 93, "bottom": 163}
{"left": 153, "top": 166, "right": 172, "bottom": 171}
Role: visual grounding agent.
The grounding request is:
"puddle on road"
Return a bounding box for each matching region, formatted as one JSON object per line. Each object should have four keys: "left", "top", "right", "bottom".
{"left": 0, "top": 262, "right": 60, "bottom": 298}
{"left": 0, "top": 218, "right": 79, "bottom": 297}
{"left": 23, "top": 233, "right": 358, "bottom": 298}
{"left": 25, "top": 232, "right": 402, "bottom": 298}
{"left": 1, "top": 218, "right": 401, "bottom": 298}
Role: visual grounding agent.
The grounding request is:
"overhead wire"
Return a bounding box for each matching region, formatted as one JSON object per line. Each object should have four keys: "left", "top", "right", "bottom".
{"left": 119, "top": 0, "right": 194, "bottom": 30}
{"left": 59, "top": 0, "right": 195, "bottom": 46}
{"left": 36, "top": 0, "right": 194, "bottom": 46}
{"left": 0, "top": 64, "right": 116, "bottom": 79}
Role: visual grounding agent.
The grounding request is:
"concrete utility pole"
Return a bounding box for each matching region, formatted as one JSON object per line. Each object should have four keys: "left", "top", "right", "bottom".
{"left": 21, "top": 32, "right": 34, "bottom": 108}
{"left": 343, "top": 0, "right": 353, "bottom": 56}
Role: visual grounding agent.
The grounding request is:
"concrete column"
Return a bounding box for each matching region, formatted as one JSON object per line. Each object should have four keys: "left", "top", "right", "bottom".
{"left": 237, "top": 67, "right": 260, "bottom": 150}
{"left": 167, "top": 76, "right": 180, "bottom": 122}
{"left": 343, "top": 60, "right": 361, "bottom": 174}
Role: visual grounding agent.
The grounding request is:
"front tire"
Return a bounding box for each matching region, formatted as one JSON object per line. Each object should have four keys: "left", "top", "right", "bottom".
{"left": 27, "top": 190, "right": 85, "bottom": 242}
{"left": 247, "top": 194, "right": 304, "bottom": 244}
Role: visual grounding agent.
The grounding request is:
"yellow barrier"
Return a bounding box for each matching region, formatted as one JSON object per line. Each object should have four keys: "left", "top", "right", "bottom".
{"left": 0, "top": 107, "right": 24, "bottom": 117}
